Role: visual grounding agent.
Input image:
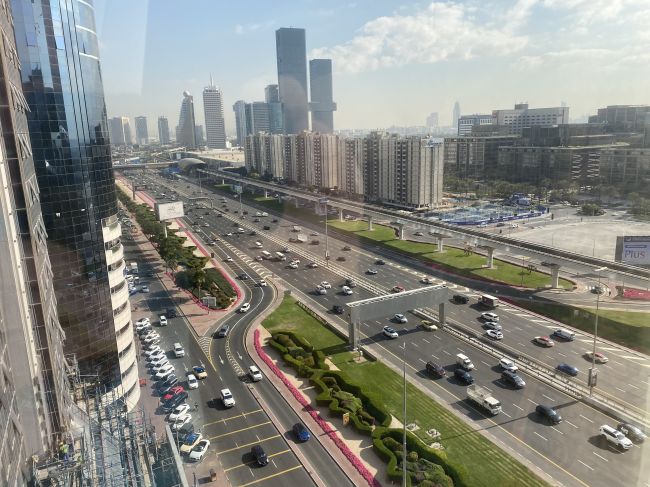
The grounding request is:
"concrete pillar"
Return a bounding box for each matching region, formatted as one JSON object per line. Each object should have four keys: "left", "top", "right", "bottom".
{"left": 398, "top": 224, "right": 405, "bottom": 240}
{"left": 348, "top": 321, "right": 359, "bottom": 350}
{"left": 264, "top": 190, "right": 268, "bottom": 198}
{"left": 438, "top": 302, "right": 446, "bottom": 326}
{"left": 486, "top": 247, "right": 495, "bottom": 269}
{"left": 295, "top": 197, "right": 299, "bottom": 208}
{"left": 550, "top": 265, "right": 560, "bottom": 289}
{"left": 368, "top": 216, "right": 373, "bottom": 231}
{"left": 437, "top": 237, "right": 444, "bottom": 252}
{"left": 221, "top": 178, "right": 225, "bottom": 185}
{"left": 339, "top": 208, "right": 344, "bottom": 222}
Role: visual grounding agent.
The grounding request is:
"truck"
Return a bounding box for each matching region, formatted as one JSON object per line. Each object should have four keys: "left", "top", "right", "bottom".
{"left": 130, "top": 262, "right": 139, "bottom": 274}
{"left": 179, "top": 433, "right": 203, "bottom": 454}
{"left": 296, "top": 234, "right": 308, "bottom": 243}
{"left": 456, "top": 353, "right": 475, "bottom": 371}
{"left": 478, "top": 294, "right": 499, "bottom": 308}
{"left": 467, "top": 385, "right": 502, "bottom": 415}
{"left": 292, "top": 225, "right": 301, "bottom": 232}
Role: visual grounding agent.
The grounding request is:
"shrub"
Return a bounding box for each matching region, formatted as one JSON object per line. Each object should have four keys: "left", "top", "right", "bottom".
{"left": 407, "top": 451, "right": 419, "bottom": 462}
{"left": 383, "top": 436, "right": 401, "bottom": 452}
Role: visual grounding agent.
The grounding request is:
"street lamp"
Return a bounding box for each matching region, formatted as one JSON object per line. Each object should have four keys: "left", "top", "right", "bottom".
{"left": 319, "top": 198, "right": 330, "bottom": 267}
{"left": 589, "top": 266, "right": 607, "bottom": 396}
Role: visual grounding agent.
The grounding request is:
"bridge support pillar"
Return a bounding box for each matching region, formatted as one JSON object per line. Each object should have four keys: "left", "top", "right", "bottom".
{"left": 264, "top": 190, "right": 268, "bottom": 198}
{"left": 550, "top": 265, "right": 560, "bottom": 289}
{"left": 437, "top": 237, "right": 444, "bottom": 252}
{"left": 295, "top": 198, "right": 299, "bottom": 208}
{"left": 486, "top": 247, "right": 495, "bottom": 269}
{"left": 221, "top": 178, "right": 225, "bottom": 185}
{"left": 339, "top": 208, "right": 344, "bottom": 222}
{"left": 368, "top": 216, "right": 373, "bottom": 231}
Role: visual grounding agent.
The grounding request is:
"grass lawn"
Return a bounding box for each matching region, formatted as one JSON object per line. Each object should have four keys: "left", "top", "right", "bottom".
{"left": 262, "top": 296, "right": 550, "bottom": 487}
{"left": 512, "top": 300, "right": 650, "bottom": 354}
{"left": 328, "top": 220, "right": 573, "bottom": 289}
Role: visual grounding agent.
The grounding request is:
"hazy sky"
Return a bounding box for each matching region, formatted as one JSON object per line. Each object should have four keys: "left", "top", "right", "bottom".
{"left": 95, "top": 0, "right": 650, "bottom": 137}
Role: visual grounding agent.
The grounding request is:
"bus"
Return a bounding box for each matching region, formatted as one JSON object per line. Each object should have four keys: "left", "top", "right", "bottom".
{"left": 479, "top": 294, "right": 499, "bottom": 308}
{"left": 275, "top": 252, "right": 287, "bottom": 261}
{"left": 261, "top": 251, "right": 272, "bottom": 260}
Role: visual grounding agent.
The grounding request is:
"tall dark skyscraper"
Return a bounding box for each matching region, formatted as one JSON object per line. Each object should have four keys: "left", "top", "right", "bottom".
{"left": 178, "top": 91, "right": 198, "bottom": 148}
{"left": 13, "top": 0, "right": 139, "bottom": 408}
{"left": 309, "top": 59, "right": 337, "bottom": 133}
{"left": 265, "top": 84, "right": 284, "bottom": 134}
{"left": 276, "top": 27, "right": 309, "bottom": 134}
{"left": 158, "top": 116, "right": 171, "bottom": 144}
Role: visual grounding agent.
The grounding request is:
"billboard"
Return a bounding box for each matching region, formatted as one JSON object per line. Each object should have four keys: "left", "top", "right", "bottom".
{"left": 615, "top": 236, "right": 650, "bottom": 266}
{"left": 232, "top": 185, "right": 243, "bottom": 194}
{"left": 155, "top": 201, "right": 185, "bottom": 221}
{"left": 315, "top": 197, "right": 328, "bottom": 216}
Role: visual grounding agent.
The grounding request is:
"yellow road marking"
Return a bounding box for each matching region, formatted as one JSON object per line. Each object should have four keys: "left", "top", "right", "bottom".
{"left": 215, "top": 434, "right": 281, "bottom": 455}
{"left": 209, "top": 421, "right": 272, "bottom": 440}
{"left": 202, "top": 408, "right": 264, "bottom": 428}
{"left": 235, "top": 465, "right": 303, "bottom": 487}
{"left": 223, "top": 449, "right": 291, "bottom": 473}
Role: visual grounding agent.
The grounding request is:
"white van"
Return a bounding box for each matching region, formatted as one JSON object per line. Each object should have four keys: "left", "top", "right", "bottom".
{"left": 456, "top": 353, "right": 475, "bottom": 371}
{"left": 552, "top": 328, "right": 575, "bottom": 341}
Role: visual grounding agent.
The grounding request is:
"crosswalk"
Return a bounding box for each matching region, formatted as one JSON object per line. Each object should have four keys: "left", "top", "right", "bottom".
{"left": 197, "top": 336, "right": 211, "bottom": 355}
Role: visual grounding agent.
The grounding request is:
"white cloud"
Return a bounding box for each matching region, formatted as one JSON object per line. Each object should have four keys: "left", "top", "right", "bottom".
{"left": 234, "top": 20, "right": 274, "bottom": 35}
{"left": 311, "top": 2, "right": 530, "bottom": 73}
{"left": 541, "top": 0, "right": 647, "bottom": 25}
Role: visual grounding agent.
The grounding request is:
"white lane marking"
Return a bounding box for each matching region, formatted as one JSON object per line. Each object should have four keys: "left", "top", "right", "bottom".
{"left": 557, "top": 352, "right": 567, "bottom": 357}
{"left": 592, "top": 452, "right": 608, "bottom": 462}
{"left": 422, "top": 338, "right": 430, "bottom": 344}
{"left": 362, "top": 323, "right": 370, "bottom": 328}
{"left": 578, "top": 460, "right": 594, "bottom": 471}
{"left": 615, "top": 387, "right": 626, "bottom": 393}
{"left": 518, "top": 342, "right": 527, "bottom": 347}
{"left": 481, "top": 361, "right": 491, "bottom": 367}
{"left": 565, "top": 420, "right": 579, "bottom": 429}
{"left": 431, "top": 354, "right": 440, "bottom": 360}
{"left": 411, "top": 342, "right": 419, "bottom": 348}
{"left": 534, "top": 432, "right": 547, "bottom": 441}
{"left": 442, "top": 350, "right": 451, "bottom": 356}
{"left": 219, "top": 355, "right": 224, "bottom": 365}
{"left": 514, "top": 313, "right": 532, "bottom": 318}
{"left": 580, "top": 414, "right": 594, "bottom": 423}
{"left": 433, "top": 335, "right": 441, "bottom": 340}
{"left": 418, "top": 358, "right": 426, "bottom": 364}
{"left": 513, "top": 326, "right": 522, "bottom": 331}
{"left": 542, "top": 394, "right": 555, "bottom": 402}
{"left": 501, "top": 411, "right": 512, "bottom": 418}
{"left": 512, "top": 403, "right": 524, "bottom": 411}
{"left": 551, "top": 426, "right": 564, "bottom": 435}
{"left": 457, "top": 348, "right": 465, "bottom": 353}
{"left": 526, "top": 398, "right": 537, "bottom": 406}
{"left": 530, "top": 319, "right": 549, "bottom": 324}
{"left": 622, "top": 355, "right": 648, "bottom": 361}
{"left": 612, "top": 360, "right": 623, "bottom": 366}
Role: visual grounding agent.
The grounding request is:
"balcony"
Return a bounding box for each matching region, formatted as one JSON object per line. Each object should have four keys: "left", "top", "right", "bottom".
{"left": 108, "top": 260, "right": 126, "bottom": 288}
{"left": 102, "top": 218, "right": 122, "bottom": 243}
{"left": 106, "top": 242, "right": 123, "bottom": 267}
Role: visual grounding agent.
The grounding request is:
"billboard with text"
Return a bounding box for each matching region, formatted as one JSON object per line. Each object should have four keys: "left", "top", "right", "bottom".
{"left": 615, "top": 236, "right": 650, "bottom": 267}
{"left": 155, "top": 201, "right": 184, "bottom": 221}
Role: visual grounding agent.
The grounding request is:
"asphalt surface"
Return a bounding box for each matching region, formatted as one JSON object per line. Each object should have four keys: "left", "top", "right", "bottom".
{"left": 133, "top": 171, "right": 650, "bottom": 487}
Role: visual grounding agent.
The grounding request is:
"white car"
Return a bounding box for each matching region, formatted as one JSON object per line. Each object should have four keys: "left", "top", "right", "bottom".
{"left": 258, "top": 279, "right": 267, "bottom": 287}
{"left": 394, "top": 314, "right": 408, "bottom": 324}
{"left": 255, "top": 256, "right": 263, "bottom": 261}
{"left": 320, "top": 281, "right": 332, "bottom": 289}
{"left": 140, "top": 285, "right": 150, "bottom": 293}
{"left": 143, "top": 334, "right": 161, "bottom": 345}
{"left": 484, "top": 321, "right": 502, "bottom": 331}
{"left": 367, "top": 268, "right": 378, "bottom": 275}
{"left": 499, "top": 358, "right": 518, "bottom": 372}
{"left": 171, "top": 413, "right": 192, "bottom": 431}
{"left": 151, "top": 359, "right": 171, "bottom": 373}
{"left": 189, "top": 439, "right": 210, "bottom": 461}
{"left": 155, "top": 364, "right": 175, "bottom": 380}
{"left": 289, "top": 261, "right": 298, "bottom": 269}
{"left": 341, "top": 286, "right": 353, "bottom": 295}
{"left": 481, "top": 312, "right": 499, "bottom": 321}
{"left": 168, "top": 403, "right": 191, "bottom": 421}
{"left": 248, "top": 365, "right": 263, "bottom": 382}
{"left": 183, "top": 373, "right": 197, "bottom": 389}
{"left": 308, "top": 262, "right": 319, "bottom": 268}
{"left": 136, "top": 317, "right": 151, "bottom": 327}
{"left": 239, "top": 303, "right": 251, "bottom": 313}
{"left": 221, "top": 388, "right": 235, "bottom": 408}
{"left": 144, "top": 346, "right": 162, "bottom": 357}
{"left": 383, "top": 326, "right": 399, "bottom": 339}
{"left": 149, "top": 355, "right": 169, "bottom": 367}
{"left": 420, "top": 277, "right": 434, "bottom": 284}
{"left": 486, "top": 329, "right": 503, "bottom": 340}
{"left": 316, "top": 286, "right": 327, "bottom": 295}
{"left": 226, "top": 232, "right": 233, "bottom": 236}
{"left": 159, "top": 315, "right": 168, "bottom": 326}
{"left": 600, "top": 425, "right": 633, "bottom": 450}
{"left": 225, "top": 256, "right": 233, "bottom": 262}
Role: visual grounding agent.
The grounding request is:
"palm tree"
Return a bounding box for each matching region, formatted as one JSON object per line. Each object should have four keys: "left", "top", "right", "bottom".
{"left": 193, "top": 269, "right": 206, "bottom": 301}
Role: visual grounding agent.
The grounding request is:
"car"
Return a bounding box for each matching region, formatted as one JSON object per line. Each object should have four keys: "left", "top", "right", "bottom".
{"left": 316, "top": 285, "right": 327, "bottom": 295}
{"left": 225, "top": 232, "right": 233, "bottom": 236}
{"left": 162, "top": 385, "right": 185, "bottom": 402}
{"left": 250, "top": 444, "right": 269, "bottom": 466}
{"left": 272, "top": 218, "right": 278, "bottom": 223}
{"left": 501, "top": 370, "right": 526, "bottom": 388}
{"left": 155, "top": 364, "right": 175, "bottom": 380}
{"left": 173, "top": 343, "right": 185, "bottom": 358}
{"left": 599, "top": 425, "right": 633, "bottom": 450}
{"left": 248, "top": 365, "right": 263, "bottom": 382}
{"left": 366, "top": 268, "right": 378, "bottom": 275}
{"left": 617, "top": 423, "right": 646, "bottom": 443}
{"left": 136, "top": 317, "right": 151, "bottom": 327}
{"left": 419, "top": 320, "right": 438, "bottom": 331}
{"left": 159, "top": 380, "right": 180, "bottom": 397}
{"left": 556, "top": 363, "right": 578, "bottom": 376}
{"left": 332, "top": 304, "right": 344, "bottom": 314}
{"left": 308, "top": 262, "right": 319, "bottom": 268}
{"left": 220, "top": 388, "right": 235, "bottom": 408}
{"left": 336, "top": 256, "right": 346, "bottom": 261}
{"left": 552, "top": 328, "right": 575, "bottom": 341}
{"left": 144, "top": 346, "right": 163, "bottom": 357}
{"left": 376, "top": 259, "right": 386, "bottom": 265}
{"left": 143, "top": 334, "right": 161, "bottom": 346}
{"left": 483, "top": 321, "right": 502, "bottom": 331}
{"left": 185, "top": 373, "right": 198, "bottom": 390}
{"left": 535, "top": 404, "right": 562, "bottom": 424}
{"left": 341, "top": 285, "right": 353, "bottom": 296}
{"left": 391, "top": 285, "right": 405, "bottom": 293}
{"left": 534, "top": 336, "right": 555, "bottom": 347}
{"left": 383, "top": 326, "right": 399, "bottom": 339}
{"left": 168, "top": 403, "right": 191, "bottom": 421}
{"left": 140, "top": 285, "right": 150, "bottom": 293}
{"left": 426, "top": 361, "right": 446, "bottom": 378}
{"left": 499, "top": 358, "right": 518, "bottom": 372}
{"left": 146, "top": 350, "right": 165, "bottom": 362}
{"left": 585, "top": 351, "right": 609, "bottom": 363}
{"left": 592, "top": 285, "right": 605, "bottom": 294}
{"left": 259, "top": 279, "right": 267, "bottom": 287}
{"left": 239, "top": 273, "right": 249, "bottom": 280}
{"left": 486, "top": 329, "right": 503, "bottom": 340}
{"left": 217, "top": 325, "right": 230, "bottom": 338}
{"left": 150, "top": 357, "right": 170, "bottom": 370}
{"left": 293, "top": 422, "right": 311, "bottom": 442}
{"left": 342, "top": 245, "right": 351, "bottom": 251}
{"left": 452, "top": 294, "right": 469, "bottom": 304}
{"left": 189, "top": 439, "right": 210, "bottom": 461}
{"left": 282, "top": 247, "right": 290, "bottom": 253}
{"left": 166, "top": 308, "right": 177, "bottom": 318}
{"left": 420, "top": 276, "right": 434, "bottom": 284}
{"left": 255, "top": 256, "right": 263, "bottom": 261}
{"left": 454, "top": 368, "right": 474, "bottom": 384}
{"left": 481, "top": 312, "right": 499, "bottom": 321}
{"left": 319, "top": 281, "right": 332, "bottom": 289}
{"left": 310, "top": 232, "right": 319, "bottom": 236}
{"left": 414, "top": 232, "right": 424, "bottom": 236}
{"left": 170, "top": 412, "right": 192, "bottom": 431}
{"left": 345, "top": 278, "right": 356, "bottom": 288}
{"left": 225, "top": 256, "right": 233, "bottom": 262}
{"left": 239, "top": 303, "right": 251, "bottom": 313}
{"left": 253, "top": 218, "right": 260, "bottom": 222}
{"left": 192, "top": 366, "right": 208, "bottom": 379}
{"left": 162, "top": 391, "right": 188, "bottom": 413}
{"left": 394, "top": 313, "right": 408, "bottom": 324}
{"left": 159, "top": 315, "right": 168, "bottom": 326}
{"left": 289, "top": 261, "right": 298, "bottom": 269}
{"left": 263, "top": 225, "right": 271, "bottom": 230}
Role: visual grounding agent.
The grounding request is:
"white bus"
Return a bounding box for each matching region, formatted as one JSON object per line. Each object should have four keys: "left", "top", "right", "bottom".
{"left": 261, "top": 251, "right": 272, "bottom": 260}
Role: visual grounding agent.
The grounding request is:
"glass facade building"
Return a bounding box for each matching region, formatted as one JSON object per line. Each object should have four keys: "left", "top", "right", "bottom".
{"left": 12, "top": 0, "right": 139, "bottom": 407}
{"left": 276, "top": 27, "right": 309, "bottom": 134}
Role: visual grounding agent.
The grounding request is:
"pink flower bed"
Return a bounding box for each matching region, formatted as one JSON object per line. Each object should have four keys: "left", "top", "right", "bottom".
{"left": 254, "top": 330, "right": 382, "bottom": 487}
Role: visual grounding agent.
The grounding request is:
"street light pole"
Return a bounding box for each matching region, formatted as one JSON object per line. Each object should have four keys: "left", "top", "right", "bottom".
{"left": 589, "top": 266, "right": 607, "bottom": 396}
{"left": 402, "top": 340, "right": 407, "bottom": 487}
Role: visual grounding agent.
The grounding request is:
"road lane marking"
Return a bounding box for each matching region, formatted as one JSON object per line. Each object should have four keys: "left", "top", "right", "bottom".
{"left": 442, "top": 350, "right": 451, "bottom": 355}
{"left": 557, "top": 352, "right": 567, "bottom": 357}
{"left": 551, "top": 426, "right": 564, "bottom": 435}
{"left": 592, "top": 452, "right": 608, "bottom": 462}
{"left": 565, "top": 420, "right": 579, "bottom": 429}
{"left": 418, "top": 358, "right": 426, "bottom": 363}
{"left": 579, "top": 414, "right": 594, "bottom": 423}
{"left": 411, "top": 342, "right": 419, "bottom": 348}
{"left": 534, "top": 432, "right": 547, "bottom": 441}
{"left": 215, "top": 434, "right": 282, "bottom": 455}
{"left": 203, "top": 409, "right": 264, "bottom": 427}
{"left": 512, "top": 403, "right": 524, "bottom": 411}
{"left": 209, "top": 421, "right": 272, "bottom": 440}
{"left": 578, "top": 460, "right": 594, "bottom": 471}
{"left": 422, "top": 338, "right": 430, "bottom": 344}
{"left": 621, "top": 355, "right": 648, "bottom": 361}
{"left": 615, "top": 387, "right": 626, "bottom": 393}
{"left": 223, "top": 449, "right": 292, "bottom": 472}
{"left": 542, "top": 394, "right": 555, "bottom": 402}
{"left": 501, "top": 411, "right": 512, "bottom": 418}
{"left": 481, "top": 360, "right": 492, "bottom": 367}
{"left": 236, "top": 465, "right": 303, "bottom": 487}
{"left": 431, "top": 354, "right": 439, "bottom": 360}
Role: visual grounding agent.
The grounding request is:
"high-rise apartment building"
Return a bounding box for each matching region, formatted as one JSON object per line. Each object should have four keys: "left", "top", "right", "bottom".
{"left": 244, "top": 133, "right": 284, "bottom": 177}
{"left": 14, "top": 0, "right": 139, "bottom": 408}
{"left": 178, "top": 91, "right": 197, "bottom": 148}
{"left": 276, "top": 27, "right": 309, "bottom": 134}
{"left": 0, "top": 5, "right": 70, "bottom": 480}
{"left": 233, "top": 100, "right": 247, "bottom": 146}
{"left": 158, "top": 116, "right": 170, "bottom": 144}
{"left": 203, "top": 77, "right": 227, "bottom": 149}
{"left": 311, "top": 133, "right": 339, "bottom": 187}
{"left": 245, "top": 102, "right": 271, "bottom": 135}
{"left": 109, "top": 116, "right": 133, "bottom": 146}
{"left": 135, "top": 116, "right": 148, "bottom": 145}
{"left": 339, "top": 138, "right": 364, "bottom": 196}
{"left": 458, "top": 114, "right": 493, "bottom": 136}
{"left": 426, "top": 112, "right": 439, "bottom": 129}
{"left": 265, "top": 84, "right": 284, "bottom": 134}
{"left": 452, "top": 102, "right": 461, "bottom": 128}
{"left": 492, "top": 103, "right": 569, "bottom": 134}
{"left": 309, "top": 59, "right": 337, "bottom": 133}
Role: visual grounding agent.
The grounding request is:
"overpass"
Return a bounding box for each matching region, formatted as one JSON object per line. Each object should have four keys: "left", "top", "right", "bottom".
{"left": 113, "top": 161, "right": 176, "bottom": 171}
{"left": 191, "top": 167, "right": 650, "bottom": 287}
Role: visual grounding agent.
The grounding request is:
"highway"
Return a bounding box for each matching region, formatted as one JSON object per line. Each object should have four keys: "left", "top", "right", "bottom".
{"left": 133, "top": 170, "right": 650, "bottom": 487}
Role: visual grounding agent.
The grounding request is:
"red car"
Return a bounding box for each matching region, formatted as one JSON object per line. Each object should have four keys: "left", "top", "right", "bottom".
{"left": 391, "top": 285, "right": 405, "bottom": 293}
{"left": 162, "top": 385, "right": 185, "bottom": 402}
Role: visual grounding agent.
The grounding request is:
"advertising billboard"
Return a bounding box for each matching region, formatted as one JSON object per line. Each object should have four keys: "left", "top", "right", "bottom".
{"left": 615, "top": 236, "right": 650, "bottom": 266}
{"left": 155, "top": 201, "right": 185, "bottom": 221}
{"left": 315, "top": 197, "right": 328, "bottom": 216}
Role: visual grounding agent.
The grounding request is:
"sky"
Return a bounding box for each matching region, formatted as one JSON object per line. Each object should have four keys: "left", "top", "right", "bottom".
{"left": 95, "top": 0, "right": 650, "bottom": 137}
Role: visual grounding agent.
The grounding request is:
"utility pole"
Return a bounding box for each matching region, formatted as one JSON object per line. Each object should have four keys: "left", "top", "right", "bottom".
{"left": 402, "top": 340, "right": 407, "bottom": 487}
{"left": 589, "top": 266, "right": 607, "bottom": 395}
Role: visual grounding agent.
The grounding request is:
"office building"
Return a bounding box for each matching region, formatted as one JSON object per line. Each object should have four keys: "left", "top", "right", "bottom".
{"left": 452, "top": 102, "right": 461, "bottom": 128}
{"left": 178, "top": 91, "right": 197, "bottom": 148}
{"left": 309, "top": 59, "right": 337, "bottom": 133}
{"left": 134, "top": 116, "right": 148, "bottom": 145}
{"left": 276, "top": 27, "right": 309, "bottom": 134}
{"left": 492, "top": 103, "right": 569, "bottom": 134}
{"left": 444, "top": 135, "right": 519, "bottom": 180}
{"left": 265, "top": 84, "right": 284, "bottom": 134}
{"left": 233, "top": 100, "right": 247, "bottom": 146}
{"left": 109, "top": 116, "right": 132, "bottom": 146}
{"left": 158, "top": 116, "right": 171, "bottom": 144}
{"left": 14, "top": 0, "right": 139, "bottom": 408}
{"left": 245, "top": 102, "right": 271, "bottom": 135}
{"left": 426, "top": 112, "right": 439, "bottom": 129}
{"left": 203, "top": 77, "right": 227, "bottom": 149}
{"left": 195, "top": 125, "right": 205, "bottom": 146}
{"left": 0, "top": 5, "right": 70, "bottom": 479}
{"left": 599, "top": 147, "right": 650, "bottom": 189}
{"left": 458, "top": 114, "right": 493, "bottom": 136}
{"left": 588, "top": 105, "right": 650, "bottom": 133}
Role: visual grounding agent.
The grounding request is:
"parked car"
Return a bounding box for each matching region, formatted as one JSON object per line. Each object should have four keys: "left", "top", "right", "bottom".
{"left": 189, "top": 439, "right": 210, "bottom": 461}
{"left": 293, "top": 422, "right": 311, "bottom": 442}
{"left": 168, "top": 403, "right": 191, "bottom": 421}
{"left": 162, "top": 391, "right": 188, "bottom": 413}
{"left": 162, "top": 385, "right": 185, "bottom": 402}
{"left": 251, "top": 445, "right": 268, "bottom": 466}
{"left": 170, "top": 413, "right": 192, "bottom": 431}
{"left": 166, "top": 308, "right": 177, "bottom": 318}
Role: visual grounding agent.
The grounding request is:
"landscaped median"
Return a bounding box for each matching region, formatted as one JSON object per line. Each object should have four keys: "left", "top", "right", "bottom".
{"left": 260, "top": 296, "right": 550, "bottom": 487}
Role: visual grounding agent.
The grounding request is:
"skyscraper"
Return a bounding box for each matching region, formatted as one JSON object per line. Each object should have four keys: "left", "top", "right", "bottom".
{"left": 426, "top": 112, "right": 439, "bottom": 129}
{"left": 109, "top": 116, "right": 133, "bottom": 146}
{"left": 135, "top": 116, "right": 148, "bottom": 145}
{"left": 276, "top": 27, "right": 309, "bottom": 134}
{"left": 265, "top": 84, "right": 284, "bottom": 134}
{"left": 178, "top": 91, "right": 197, "bottom": 148}
{"left": 158, "top": 116, "right": 171, "bottom": 144}
{"left": 14, "top": 0, "right": 139, "bottom": 408}
{"left": 245, "top": 102, "right": 271, "bottom": 135}
{"left": 453, "top": 101, "right": 461, "bottom": 129}
{"left": 233, "top": 100, "right": 247, "bottom": 146}
{"left": 0, "top": 3, "right": 70, "bottom": 474}
{"left": 203, "top": 77, "right": 226, "bottom": 149}
{"left": 309, "top": 59, "right": 337, "bottom": 133}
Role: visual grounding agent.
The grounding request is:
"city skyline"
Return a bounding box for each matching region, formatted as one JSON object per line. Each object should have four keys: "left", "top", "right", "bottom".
{"left": 95, "top": 0, "right": 649, "bottom": 135}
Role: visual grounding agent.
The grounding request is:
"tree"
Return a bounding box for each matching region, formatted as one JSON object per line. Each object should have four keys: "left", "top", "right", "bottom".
{"left": 193, "top": 269, "right": 206, "bottom": 299}
{"left": 165, "top": 257, "right": 178, "bottom": 275}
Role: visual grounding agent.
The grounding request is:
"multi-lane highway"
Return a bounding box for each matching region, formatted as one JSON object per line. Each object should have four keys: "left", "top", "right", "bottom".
{"left": 132, "top": 170, "right": 650, "bottom": 487}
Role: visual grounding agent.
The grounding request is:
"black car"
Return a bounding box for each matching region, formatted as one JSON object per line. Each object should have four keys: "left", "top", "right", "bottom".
{"left": 536, "top": 404, "right": 562, "bottom": 424}
{"left": 454, "top": 368, "right": 474, "bottom": 384}
{"left": 501, "top": 370, "right": 526, "bottom": 389}
{"left": 376, "top": 259, "right": 386, "bottom": 265}
{"left": 239, "top": 274, "right": 249, "bottom": 280}
{"left": 166, "top": 308, "right": 177, "bottom": 318}
{"left": 263, "top": 225, "right": 271, "bottom": 230}
{"left": 452, "top": 294, "right": 469, "bottom": 304}
{"left": 332, "top": 305, "right": 344, "bottom": 314}
{"left": 292, "top": 423, "right": 310, "bottom": 442}
{"left": 617, "top": 423, "right": 646, "bottom": 443}
{"left": 156, "top": 374, "right": 178, "bottom": 390}
{"left": 249, "top": 231, "right": 257, "bottom": 236}
{"left": 176, "top": 423, "right": 195, "bottom": 444}
{"left": 342, "top": 245, "right": 351, "bottom": 251}
{"left": 216, "top": 325, "right": 230, "bottom": 338}
{"left": 158, "top": 377, "right": 180, "bottom": 395}
{"left": 336, "top": 256, "right": 346, "bottom": 261}
{"left": 162, "top": 391, "right": 188, "bottom": 413}
{"left": 425, "top": 361, "right": 446, "bottom": 378}
{"left": 251, "top": 445, "right": 268, "bottom": 466}
{"left": 272, "top": 219, "right": 278, "bottom": 223}
{"left": 345, "top": 278, "right": 356, "bottom": 287}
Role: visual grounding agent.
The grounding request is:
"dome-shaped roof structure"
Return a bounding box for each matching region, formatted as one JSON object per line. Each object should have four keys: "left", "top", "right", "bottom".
{"left": 177, "top": 157, "right": 206, "bottom": 171}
